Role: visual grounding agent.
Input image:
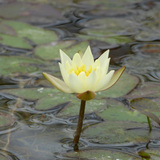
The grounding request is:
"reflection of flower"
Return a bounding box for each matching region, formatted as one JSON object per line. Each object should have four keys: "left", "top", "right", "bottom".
{"left": 43, "top": 46, "right": 125, "bottom": 100}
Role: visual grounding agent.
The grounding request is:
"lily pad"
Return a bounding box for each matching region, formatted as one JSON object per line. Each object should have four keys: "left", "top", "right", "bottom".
{"left": 0, "top": 22, "right": 17, "bottom": 36}
{"left": 34, "top": 41, "right": 75, "bottom": 60}
{"left": 0, "top": 34, "right": 32, "bottom": 49}
{"left": 82, "top": 121, "right": 160, "bottom": 144}
{"left": 96, "top": 71, "right": 139, "bottom": 98}
{"left": 57, "top": 98, "right": 106, "bottom": 118}
{"left": 78, "top": 34, "right": 132, "bottom": 45}
{"left": 96, "top": 98, "right": 148, "bottom": 123}
{"left": 125, "top": 83, "right": 160, "bottom": 99}
{"left": 63, "top": 149, "right": 140, "bottom": 160}
{"left": 130, "top": 98, "right": 160, "bottom": 125}
{"left": 0, "top": 88, "right": 57, "bottom": 100}
{"left": 139, "top": 149, "right": 160, "bottom": 159}
{"left": 2, "top": 20, "right": 58, "bottom": 45}
{"left": 81, "top": 17, "right": 138, "bottom": 36}
{"left": 0, "top": 111, "right": 16, "bottom": 128}
{"left": 0, "top": 56, "right": 45, "bottom": 76}
{"left": 0, "top": 2, "right": 66, "bottom": 24}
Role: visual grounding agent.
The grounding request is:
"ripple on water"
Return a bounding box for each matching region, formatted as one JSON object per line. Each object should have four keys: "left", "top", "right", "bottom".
{"left": 120, "top": 43, "right": 160, "bottom": 83}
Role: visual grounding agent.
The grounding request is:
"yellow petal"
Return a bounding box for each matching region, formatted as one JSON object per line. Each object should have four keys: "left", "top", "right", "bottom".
{"left": 42, "top": 72, "right": 73, "bottom": 93}
{"left": 60, "top": 49, "right": 72, "bottom": 65}
{"left": 82, "top": 46, "right": 94, "bottom": 70}
{"left": 68, "top": 73, "right": 86, "bottom": 93}
{"left": 98, "top": 49, "right": 109, "bottom": 67}
{"left": 101, "top": 66, "right": 126, "bottom": 91}
{"left": 93, "top": 70, "right": 115, "bottom": 92}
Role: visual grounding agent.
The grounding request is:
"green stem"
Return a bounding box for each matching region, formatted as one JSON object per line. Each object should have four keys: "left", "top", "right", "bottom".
{"left": 73, "top": 100, "right": 86, "bottom": 151}
{"left": 147, "top": 116, "right": 152, "bottom": 131}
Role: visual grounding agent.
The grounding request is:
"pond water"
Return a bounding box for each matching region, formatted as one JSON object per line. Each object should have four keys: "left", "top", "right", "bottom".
{"left": 0, "top": 0, "right": 160, "bottom": 159}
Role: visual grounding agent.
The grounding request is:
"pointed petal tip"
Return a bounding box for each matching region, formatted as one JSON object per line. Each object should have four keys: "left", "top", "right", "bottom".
{"left": 42, "top": 72, "right": 73, "bottom": 93}
{"left": 101, "top": 66, "right": 126, "bottom": 91}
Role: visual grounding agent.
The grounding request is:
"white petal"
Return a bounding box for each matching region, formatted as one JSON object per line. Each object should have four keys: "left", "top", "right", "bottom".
{"left": 72, "top": 53, "right": 82, "bottom": 67}
{"left": 65, "top": 61, "right": 72, "bottom": 73}
{"left": 98, "top": 50, "right": 109, "bottom": 67}
{"left": 60, "top": 49, "right": 72, "bottom": 65}
{"left": 93, "top": 70, "right": 115, "bottom": 92}
{"left": 95, "top": 67, "right": 103, "bottom": 82}
{"left": 42, "top": 72, "right": 73, "bottom": 93}
{"left": 59, "top": 63, "right": 69, "bottom": 85}
{"left": 85, "top": 70, "right": 97, "bottom": 90}
{"left": 93, "top": 59, "right": 100, "bottom": 68}
{"left": 68, "top": 73, "right": 86, "bottom": 93}
{"left": 82, "top": 46, "right": 94, "bottom": 70}
{"left": 101, "top": 58, "right": 110, "bottom": 77}
{"left": 78, "top": 71, "right": 86, "bottom": 84}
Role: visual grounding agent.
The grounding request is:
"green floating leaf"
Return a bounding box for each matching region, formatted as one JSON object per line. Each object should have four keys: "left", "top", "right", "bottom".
{"left": 96, "top": 71, "right": 139, "bottom": 98}
{"left": 139, "top": 149, "right": 160, "bottom": 159}
{"left": 78, "top": 34, "right": 132, "bottom": 44}
{"left": 0, "top": 22, "right": 17, "bottom": 36}
{"left": 63, "top": 149, "right": 140, "bottom": 160}
{"left": 96, "top": 98, "right": 148, "bottom": 123}
{"left": 82, "top": 121, "right": 160, "bottom": 144}
{"left": 2, "top": 20, "right": 58, "bottom": 45}
{"left": 34, "top": 41, "right": 75, "bottom": 61}
{"left": 0, "top": 111, "right": 16, "bottom": 128}
{"left": 130, "top": 98, "right": 160, "bottom": 125}
{"left": 1, "top": 88, "right": 105, "bottom": 115}
{"left": 57, "top": 98, "right": 106, "bottom": 118}
{"left": 126, "top": 83, "right": 160, "bottom": 99}
{"left": 0, "top": 34, "right": 32, "bottom": 49}
{"left": 0, "top": 56, "right": 44, "bottom": 76}
{"left": 1, "top": 88, "right": 57, "bottom": 100}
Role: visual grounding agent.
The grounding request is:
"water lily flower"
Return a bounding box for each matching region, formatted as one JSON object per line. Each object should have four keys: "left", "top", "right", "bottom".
{"left": 43, "top": 46, "right": 125, "bottom": 100}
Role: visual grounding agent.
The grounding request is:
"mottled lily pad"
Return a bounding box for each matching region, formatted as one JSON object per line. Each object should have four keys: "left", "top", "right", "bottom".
{"left": 81, "top": 17, "right": 137, "bottom": 36}
{"left": 78, "top": 34, "right": 132, "bottom": 45}
{"left": 34, "top": 41, "right": 75, "bottom": 60}
{"left": 0, "top": 111, "right": 16, "bottom": 128}
{"left": 125, "top": 83, "right": 160, "bottom": 99}
{"left": 0, "top": 56, "right": 45, "bottom": 76}
{"left": 57, "top": 98, "right": 106, "bottom": 118}
{"left": 2, "top": 20, "right": 58, "bottom": 45}
{"left": 130, "top": 98, "right": 160, "bottom": 125}
{"left": 82, "top": 121, "right": 160, "bottom": 144}
{"left": 0, "top": 2, "right": 66, "bottom": 24}
{"left": 96, "top": 71, "right": 139, "bottom": 98}
{"left": 0, "top": 22, "right": 17, "bottom": 36}
{"left": 96, "top": 98, "right": 148, "bottom": 123}
{"left": 0, "top": 88, "right": 57, "bottom": 100}
{"left": 0, "top": 34, "right": 32, "bottom": 49}
{"left": 63, "top": 149, "right": 140, "bottom": 160}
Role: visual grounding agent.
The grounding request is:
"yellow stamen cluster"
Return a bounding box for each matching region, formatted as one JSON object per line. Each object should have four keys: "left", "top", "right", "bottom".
{"left": 70, "top": 65, "right": 96, "bottom": 76}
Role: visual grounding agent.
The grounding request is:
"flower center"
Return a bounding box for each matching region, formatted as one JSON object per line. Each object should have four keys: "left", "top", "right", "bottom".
{"left": 70, "top": 65, "right": 96, "bottom": 76}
